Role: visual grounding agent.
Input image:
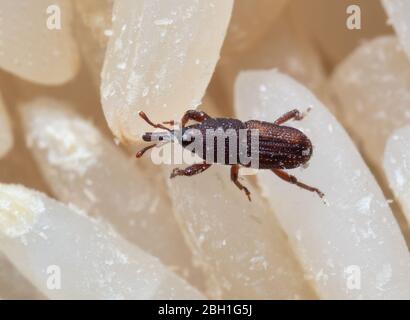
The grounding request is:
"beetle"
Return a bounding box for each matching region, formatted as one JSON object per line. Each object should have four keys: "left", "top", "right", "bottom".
{"left": 136, "top": 109, "right": 324, "bottom": 201}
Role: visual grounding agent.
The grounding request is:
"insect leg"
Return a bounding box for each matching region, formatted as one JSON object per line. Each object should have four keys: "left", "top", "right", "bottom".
{"left": 136, "top": 143, "right": 156, "bottom": 158}
{"left": 271, "top": 169, "right": 324, "bottom": 198}
{"left": 170, "top": 162, "right": 212, "bottom": 178}
{"left": 274, "top": 108, "right": 310, "bottom": 125}
{"left": 230, "top": 165, "right": 252, "bottom": 201}
{"left": 181, "top": 110, "right": 211, "bottom": 128}
{"left": 139, "top": 111, "right": 172, "bottom": 132}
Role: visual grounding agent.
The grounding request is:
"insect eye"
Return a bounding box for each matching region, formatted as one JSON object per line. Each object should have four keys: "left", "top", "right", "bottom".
{"left": 158, "top": 136, "right": 163, "bottom": 141}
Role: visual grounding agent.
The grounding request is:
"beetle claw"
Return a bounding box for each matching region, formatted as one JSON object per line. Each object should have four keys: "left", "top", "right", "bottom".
{"left": 316, "top": 189, "right": 325, "bottom": 198}
{"left": 242, "top": 186, "right": 252, "bottom": 201}
{"left": 170, "top": 168, "right": 180, "bottom": 179}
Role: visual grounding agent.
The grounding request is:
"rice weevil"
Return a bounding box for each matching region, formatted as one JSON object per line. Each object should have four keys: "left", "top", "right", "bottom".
{"left": 136, "top": 109, "right": 324, "bottom": 201}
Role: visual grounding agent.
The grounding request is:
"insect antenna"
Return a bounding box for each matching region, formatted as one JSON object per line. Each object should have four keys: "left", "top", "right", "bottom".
{"left": 135, "top": 138, "right": 172, "bottom": 159}
{"left": 136, "top": 144, "right": 156, "bottom": 158}
{"left": 139, "top": 111, "right": 172, "bottom": 132}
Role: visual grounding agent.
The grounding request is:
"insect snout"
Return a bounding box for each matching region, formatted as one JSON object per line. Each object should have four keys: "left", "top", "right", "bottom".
{"left": 142, "top": 131, "right": 173, "bottom": 142}
{"left": 142, "top": 132, "right": 153, "bottom": 142}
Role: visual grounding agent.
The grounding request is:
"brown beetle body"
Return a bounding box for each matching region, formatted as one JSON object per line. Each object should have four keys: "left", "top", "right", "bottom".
{"left": 137, "top": 109, "right": 324, "bottom": 201}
